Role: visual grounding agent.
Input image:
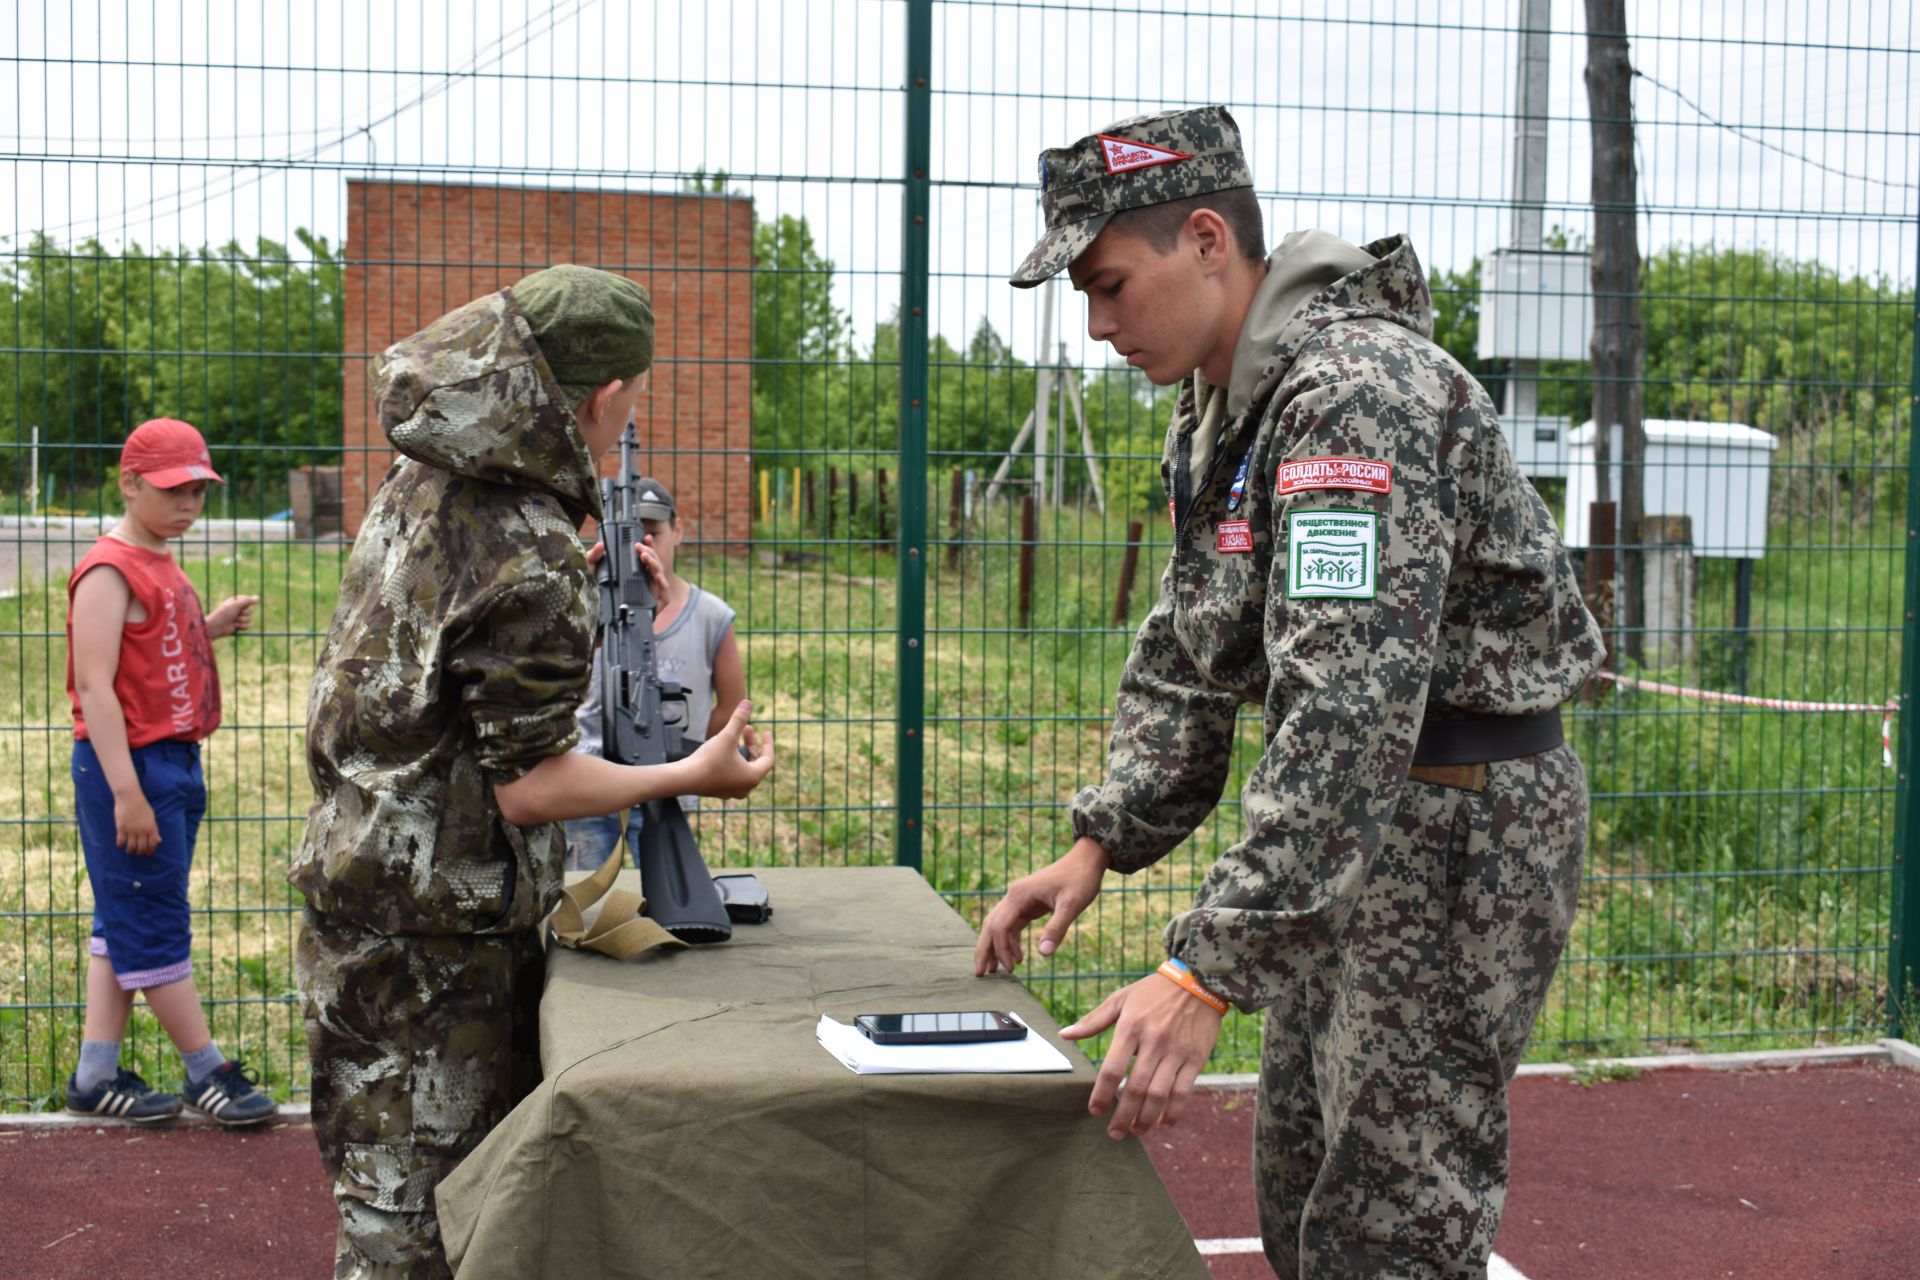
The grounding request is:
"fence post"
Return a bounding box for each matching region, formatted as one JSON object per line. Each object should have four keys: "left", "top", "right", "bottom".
{"left": 946, "top": 468, "right": 965, "bottom": 567}
{"left": 1112, "top": 519, "right": 1144, "bottom": 626}
{"left": 1019, "top": 495, "right": 1037, "bottom": 627}
{"left": 893, "top": 0, "right": 932, "bottom": 873}
{"left": 1892, "top": 208, "right": 1920, "bottom": 1038}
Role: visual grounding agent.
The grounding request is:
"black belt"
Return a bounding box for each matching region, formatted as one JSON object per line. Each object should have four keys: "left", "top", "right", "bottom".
{"left": 1412, "top": 709, "right": 1563, "bottom": 767}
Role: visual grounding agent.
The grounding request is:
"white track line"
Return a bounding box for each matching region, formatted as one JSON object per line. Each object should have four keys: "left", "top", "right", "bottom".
{"left": 1195, "top": 1036, "right": 1920, "bottom": 1090}
{"left": 1193, "top": 1237, "right": 1263, "bottom": 1256}
{"left": 1195, "top": 1239, "right": 1532, "bottom": 1277}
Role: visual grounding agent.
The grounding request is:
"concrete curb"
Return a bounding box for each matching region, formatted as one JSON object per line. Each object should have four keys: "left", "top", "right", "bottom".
{"left": 1881, "top": 1037, "right": 1920, "bottom": 1070}
{"left": 7, "top": 1043, "right": 1914, "bottom": 1120}
{"left": 1198, "top": 1039, "right": 1920, "bottom": 1090}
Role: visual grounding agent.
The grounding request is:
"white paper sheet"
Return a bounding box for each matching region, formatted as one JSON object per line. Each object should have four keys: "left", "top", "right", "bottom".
{"left": 815, "top": 1014, "right": 1074, "bottom": 1075}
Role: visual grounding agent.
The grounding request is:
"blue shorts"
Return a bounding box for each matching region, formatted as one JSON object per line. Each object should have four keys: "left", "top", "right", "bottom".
{"left": 562, "top": 809, "right": 643, "bottom": 873}
{"left": 73, "top": 738, "right": 204, "bottom": 991}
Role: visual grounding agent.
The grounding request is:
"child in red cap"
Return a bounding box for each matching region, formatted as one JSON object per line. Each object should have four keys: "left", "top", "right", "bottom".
{"left": 62, "top": 418, "right": 275, "bottom": 1125}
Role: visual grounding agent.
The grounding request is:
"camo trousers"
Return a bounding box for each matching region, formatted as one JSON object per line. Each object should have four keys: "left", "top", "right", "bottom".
{"left": 298, "top": 909, "right": 545, "bottom": 1280}
{"left": 1256, "top": 744, "right": 1586, "bottom": 1279}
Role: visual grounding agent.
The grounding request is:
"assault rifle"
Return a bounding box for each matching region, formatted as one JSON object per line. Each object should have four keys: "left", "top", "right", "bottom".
{"left": 595, "top": 424, "right": 732, "bottom": 944}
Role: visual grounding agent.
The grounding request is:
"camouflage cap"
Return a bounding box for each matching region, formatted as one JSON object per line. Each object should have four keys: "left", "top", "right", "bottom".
{"left": 1010, "top": 105, "right": 1253, "bottom": 288}
{"left": 511, "top": 264, "right": 655, "bottom": 395}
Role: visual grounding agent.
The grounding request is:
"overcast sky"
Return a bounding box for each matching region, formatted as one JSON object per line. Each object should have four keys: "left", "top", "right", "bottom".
{"left": 3, "top": 0, "right": 1915, "bottom": 367}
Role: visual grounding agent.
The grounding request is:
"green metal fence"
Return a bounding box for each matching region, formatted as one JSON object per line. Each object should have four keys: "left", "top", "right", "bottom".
{"left": 3, "top": 2, "right": 1917, "bottom": 1107}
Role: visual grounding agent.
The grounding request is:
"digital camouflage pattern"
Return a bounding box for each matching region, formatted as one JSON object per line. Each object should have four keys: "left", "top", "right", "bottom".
{"left": 1070, "top": 230, "right": 1603, "bottom": 1000}
{"left": 290, "top": 287, "right": 601, "bottom": 939}
{"left": 292, "top": 285, "right": 608, "bottom": 1277}
{"left": 1253, "top": 747, "right": 1586, "bottom": 1277}
{"left": 1065, "top": 230, "right": 1603, "bottom": 1276}
{"left": 299, "top": 909, "right": 544, "bottom": 1280}
{"left": 1010, "top": 104, "right": 1253, "bottom": 288}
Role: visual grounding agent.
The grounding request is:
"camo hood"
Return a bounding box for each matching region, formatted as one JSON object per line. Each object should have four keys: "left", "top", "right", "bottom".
{"left": 292, "top": 287, "right": 602, "bottom": 938}
{"left": 1188, "top": 229, "right": 1390, "bottom": 483}
{"left": 374, "top": 288, "right": 602, "bottom": 528}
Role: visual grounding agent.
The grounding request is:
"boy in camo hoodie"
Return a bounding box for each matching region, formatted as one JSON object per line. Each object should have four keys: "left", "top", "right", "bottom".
{"left": 976, "top": 108, "right": 1602, "bottom": 1278}
{"left": 292, "top": 264, "right": 772, "bottom": 1279}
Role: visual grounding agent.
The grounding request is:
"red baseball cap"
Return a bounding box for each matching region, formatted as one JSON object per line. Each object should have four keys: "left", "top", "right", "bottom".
{"left": 121, "top": 418, "right": 223, "bottom": 487}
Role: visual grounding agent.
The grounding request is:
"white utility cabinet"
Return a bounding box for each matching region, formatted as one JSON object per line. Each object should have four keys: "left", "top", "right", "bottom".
{"left": 1498, "top": 414, "right": 1573, "bottom": 478}
{"left": 1561, "top": 419, "right": 1779, "bottom": 558}
{"left": 1474, "top": 248, "right": 1592, "bottom": 363}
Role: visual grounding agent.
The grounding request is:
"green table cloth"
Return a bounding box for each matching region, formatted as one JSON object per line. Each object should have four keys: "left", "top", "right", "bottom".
{"left": 436, "top": 865, "right": 1209, "bottom": 1279}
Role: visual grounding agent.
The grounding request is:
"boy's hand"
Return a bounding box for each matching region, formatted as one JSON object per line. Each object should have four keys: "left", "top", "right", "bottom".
{"left": 207, "top": 594, "right": 261, "bottom": 639}
{"left": 584, "top": 539, "right": 671, "bottom": 603}
{"left": 635, "top": 541, "right": 670, "bottom": 603}
{"left": 114, "top": 787, "right": 161, "bottom": 855}
{"left": 685, "top": 701, "right": 774, "bottom": 799}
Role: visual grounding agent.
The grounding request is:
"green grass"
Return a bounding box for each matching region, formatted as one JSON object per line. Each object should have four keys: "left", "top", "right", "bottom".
{"left": 0, "top": 496, "right": 1906, "bottom": 1105}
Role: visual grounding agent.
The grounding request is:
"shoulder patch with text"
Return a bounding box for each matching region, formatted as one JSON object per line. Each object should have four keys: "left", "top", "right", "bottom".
{"left": 1276, "top": 456, "right": 1393, "bottom": 496}
{"left": 1286, "top": 510, "right": 1378, "bottom": 599}
{"left": 1099, "top": 135, "right": 1192, "bottom": 174}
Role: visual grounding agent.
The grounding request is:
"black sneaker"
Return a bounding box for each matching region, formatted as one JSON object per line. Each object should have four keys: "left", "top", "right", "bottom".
{"left": 65, "top": 1067, "right": 183, "bottom": 1122}
{"left": 181, "top": 1059, "right": 277, "bottom": 1126}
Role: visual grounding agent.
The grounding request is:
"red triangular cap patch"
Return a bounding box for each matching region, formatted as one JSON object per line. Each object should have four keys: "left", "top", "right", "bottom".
{"left": 1098, "top": 135, "right": 1191, "bottom": 174}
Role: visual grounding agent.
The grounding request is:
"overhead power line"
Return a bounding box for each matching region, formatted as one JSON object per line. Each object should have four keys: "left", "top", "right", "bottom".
{"left": 4, "top": 0, "right": 600, "bottom": 245}
{"left": 1633, "top": 66, "right": 1907, "bottom": 192}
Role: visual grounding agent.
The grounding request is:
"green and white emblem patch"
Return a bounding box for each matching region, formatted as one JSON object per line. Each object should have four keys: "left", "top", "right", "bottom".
{"left": 1286, "top": 509, "right": 1378, "bottom": 599}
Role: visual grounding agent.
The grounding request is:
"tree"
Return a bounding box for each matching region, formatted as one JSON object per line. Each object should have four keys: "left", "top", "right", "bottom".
{"left": 1585, "top": 0, "right": 1647, "bottom": 657}
{"left": 752, "top": 214, "right": 851, "bottom": 466}
{"left": 0, "top": 235, "right": 138, "bottom": 494}
{"left": 109, "top": 231, "right": 345, "bottom": 496}
{"left": 0, "top": 230, "right": 343, "bottom": 503}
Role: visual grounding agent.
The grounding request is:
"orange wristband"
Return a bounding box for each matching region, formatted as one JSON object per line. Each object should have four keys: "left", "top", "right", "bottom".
{"left": 1156, "top": 958, "right": 1229, "bottom": 1015}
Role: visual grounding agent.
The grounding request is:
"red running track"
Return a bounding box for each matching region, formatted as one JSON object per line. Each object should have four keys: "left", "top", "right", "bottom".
{"left": 3, "top": 1062, "right": 1915, "bottom": 1279}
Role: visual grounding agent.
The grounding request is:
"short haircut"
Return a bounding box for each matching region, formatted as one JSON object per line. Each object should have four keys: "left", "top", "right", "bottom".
{"left": 1105, "top": 187, "right": 1266, "bottom": 262}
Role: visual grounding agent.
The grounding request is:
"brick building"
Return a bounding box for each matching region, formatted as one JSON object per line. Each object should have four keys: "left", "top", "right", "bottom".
{"left": 342, "top": 179, "right": 754, "bottom": 543}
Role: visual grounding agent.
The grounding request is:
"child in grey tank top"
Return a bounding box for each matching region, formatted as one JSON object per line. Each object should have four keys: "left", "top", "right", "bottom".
{"left": 566, "top": 478, "right": 745, "bottom": 870}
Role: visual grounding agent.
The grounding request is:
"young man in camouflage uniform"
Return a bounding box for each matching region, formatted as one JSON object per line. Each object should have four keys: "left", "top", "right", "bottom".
{"left": 292, "top": 264, "right": 773, "bottom": 1279}
{"left": 974, "top": 107, "right": 1603, "bottom": 1278}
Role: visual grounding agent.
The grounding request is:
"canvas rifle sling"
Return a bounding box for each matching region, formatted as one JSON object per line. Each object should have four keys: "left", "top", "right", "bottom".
{"left": 549, "top": 843, "right": 687, "bottom": 959}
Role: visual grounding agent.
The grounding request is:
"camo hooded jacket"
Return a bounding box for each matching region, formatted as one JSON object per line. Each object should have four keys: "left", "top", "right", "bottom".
{"left": 290, "top": 288, "right": 602, "bottom": 937}
{"left": 1069, "top": 232, "right": 1604, "bottom": 1011}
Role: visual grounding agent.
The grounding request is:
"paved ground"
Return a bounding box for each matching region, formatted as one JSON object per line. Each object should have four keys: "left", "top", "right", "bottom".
{"left": 1154, "top": 1061, "right": 1920, "bottom": 1280}
{"left": 0, "top": 517, "right": 294, "bottom": 595}
{"left": 4, "top": 1061, "right": 1916, "bottom": 1278}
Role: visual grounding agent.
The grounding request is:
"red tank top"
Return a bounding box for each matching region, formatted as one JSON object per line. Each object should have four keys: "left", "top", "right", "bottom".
{"left": 66, "top": 536, "right": 222, "bottom": 746}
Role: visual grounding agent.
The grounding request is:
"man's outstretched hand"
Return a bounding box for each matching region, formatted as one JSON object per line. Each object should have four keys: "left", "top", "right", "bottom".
{"left": 973, "top": 837, "right": 1110, "bottom": 975}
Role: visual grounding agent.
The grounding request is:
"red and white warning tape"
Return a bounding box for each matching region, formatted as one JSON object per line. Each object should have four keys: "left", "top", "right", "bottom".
{"left": 1593, "top": 671, "right": 1898, "bottom": 767}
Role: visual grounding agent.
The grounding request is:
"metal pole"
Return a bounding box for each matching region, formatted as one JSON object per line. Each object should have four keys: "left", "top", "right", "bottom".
{"left": 893, "top": 0, "right": 932, "bottom": 872}
{"left": 1034, "top": 281, "right": 1053, "bottom": 507}
{"left": 1890, "top": 206, "right": 1920, "bottom": 1038}
{"left": 1733, "top": 557, "right": 1753, "bottom": 695}
{"left": 1505, "top": 0, "right": 1551, "bottom": 427}
{"left": 1054, "top": 340, "right": 1068, "bottom": 504}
